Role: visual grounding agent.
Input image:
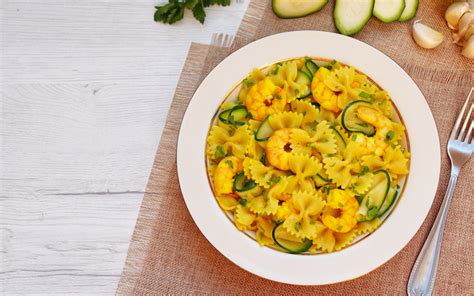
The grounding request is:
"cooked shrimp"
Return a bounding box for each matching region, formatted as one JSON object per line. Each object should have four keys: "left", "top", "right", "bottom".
{"left": 245, "top": 77, "right": 287, "bottom": 121}
{"left": 321, "top": 189, "right": 358, "bottom": 233}
{"left": 213, "top": 156, "right": 243, "bottom": 196}
{"left": 266, "top": 128, "right": 294, "bottom": 171}
{"left": 311, "top": 67, "right": 340, "bottom": 112}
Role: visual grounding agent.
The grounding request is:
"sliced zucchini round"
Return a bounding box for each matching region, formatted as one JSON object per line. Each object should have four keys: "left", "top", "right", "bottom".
{"left": 398, "top": 0, "right": 418, "bottom": 22}
{"left": 358, "top": 169, "right": 391, "bottom": 221}
{"left": 272, "top": 0, "right": 328, "bottom": 19}
{"left": 218, "top": 105, "right": 249, "bottom": 126}
{"left": 295, "top": 70, "right": 312, "bottom": 99}
{"left": 341, "top": 100, "right": 376, "bottom": 136}
{"left": 233, "top": 172, "right": 257, "bottom": 192}
{"left": 378, "top": 187, "right": 399, "bottom": 216}
{"left": 255, "top": 116, "right": 274, "bottom": 142}
{"left": 373, "top": 0, "right": 406, "bottom": 23}
{"left": 334, "top": 0, "right": 375, "bottom": 36}
{"left": 272, "top": 223, "right": 312, "bottom": 254}
{"left": 305, "top": 60, "right": 319, "bottom": 77}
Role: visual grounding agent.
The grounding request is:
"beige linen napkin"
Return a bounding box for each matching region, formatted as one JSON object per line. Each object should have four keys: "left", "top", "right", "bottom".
{"left": 118, "top": 1, "right": 473, "bottom": 294}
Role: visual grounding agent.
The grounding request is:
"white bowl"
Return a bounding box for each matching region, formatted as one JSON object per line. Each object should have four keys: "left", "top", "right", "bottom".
{"left": 177, "top": 31, "right": 440, "bottom": 285}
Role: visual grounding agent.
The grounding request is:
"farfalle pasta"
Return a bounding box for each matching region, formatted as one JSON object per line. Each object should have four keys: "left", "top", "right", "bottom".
{"left": 206, "top": 58, "right": 410, "bottom": 254}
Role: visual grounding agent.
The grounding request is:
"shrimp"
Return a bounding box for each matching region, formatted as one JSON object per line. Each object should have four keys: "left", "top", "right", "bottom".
{"left": 213, "top": 156, "right": 243, "bottom": 196}
{"left": 321, "top": 189, "right": 358, "bottom": 233}
{"left": 245, "top": 77, "right": 287, "bottom": 121}
{"left": 311, "top": 67, "right": 340, "bottom": 112}
{"left": 266, "top": 128, "right": 294, "bottom": 171}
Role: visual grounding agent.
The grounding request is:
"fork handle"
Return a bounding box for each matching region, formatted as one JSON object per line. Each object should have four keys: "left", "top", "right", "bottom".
{"left": 407, "top": 173, "right": 458, "bottom": 296}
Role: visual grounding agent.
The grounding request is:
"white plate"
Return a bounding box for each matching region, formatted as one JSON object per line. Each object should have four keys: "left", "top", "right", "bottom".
{"left": 177, "top": 31, "right": 440, "bottom": 285}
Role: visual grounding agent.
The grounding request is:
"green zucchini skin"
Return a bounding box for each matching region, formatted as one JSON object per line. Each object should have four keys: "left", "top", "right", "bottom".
{"left": 272, "top": 0, "right": 328, "bottom": 19}
{"left": 233, "top": 172, "right": 257, "bottom": 192}
{"left": 373, "top": 0, "right": 406, "bottom": 23}
{"left": 218, "top": 105, "right": 249, "bottom": 126}
{"left": 271, "top": 223, "right": 312, "bottom": 254}
{"left": 378, "top": 187, "right": 399, "bottom": 216}
{"left": 334, "top": 0, "right": 375, "bottom": 36}
{"left": 358, "top": 169, "right": 391, "bottom": 221}
{"left": 255, "top": 116, "right": 274, "bottom": 142}
{"left": 398, "top": 0, "right": 418, "bottom": 22}
{"left": 341, "top": 100, "right": 376, "bottom": 136}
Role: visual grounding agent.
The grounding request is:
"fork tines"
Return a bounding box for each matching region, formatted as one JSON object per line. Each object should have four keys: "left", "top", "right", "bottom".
{"left": 451, "top": 87, "right": 473, "bottom": 144}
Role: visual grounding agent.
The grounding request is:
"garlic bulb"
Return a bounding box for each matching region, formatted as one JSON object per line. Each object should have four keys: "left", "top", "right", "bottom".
{"left": 453, "top": 23, "right": 474, "bottom": 45}
{"left": 462, "top": 35, "right": 474, "bottom": 58}
{"left": 412, "top": 21, "right": 445, "bottom": 49}
{"left": 445, "top": 1, "right": 470, "bottom": 29}
{"left": 457, "top": 12, "right": 474, "bottom": 37}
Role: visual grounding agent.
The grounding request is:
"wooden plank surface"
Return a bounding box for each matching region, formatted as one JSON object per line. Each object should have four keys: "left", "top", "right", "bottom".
{"left": 0, "top": 1, "right": 248, "bottom": 294}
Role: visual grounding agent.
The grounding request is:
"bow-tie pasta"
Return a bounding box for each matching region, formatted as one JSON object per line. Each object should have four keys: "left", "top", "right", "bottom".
{"left": 206, "top": 58, "right": 410, "bottom": 254}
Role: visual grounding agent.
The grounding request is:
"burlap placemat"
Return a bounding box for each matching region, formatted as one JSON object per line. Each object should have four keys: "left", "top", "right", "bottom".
{"left": 117, "top": 1, "right": 473, "bottom": 294}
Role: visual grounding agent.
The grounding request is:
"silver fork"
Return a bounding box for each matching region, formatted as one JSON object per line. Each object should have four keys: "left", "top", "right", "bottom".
{"left": 407, "top": 88, "right": 473, "bottom": 296}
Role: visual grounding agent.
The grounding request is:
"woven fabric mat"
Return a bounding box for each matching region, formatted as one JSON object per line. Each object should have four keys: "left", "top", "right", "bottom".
{"left": 117, "top": 1, "right": 473, "bottom": 294}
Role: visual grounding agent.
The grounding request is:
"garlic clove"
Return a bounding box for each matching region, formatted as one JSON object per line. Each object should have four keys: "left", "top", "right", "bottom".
{"left": 412, "top": 21, "right": 445, "bottom": 49}
{"left": 457, "top": 12, "right": 474, "bottom": 37}
{"left": 461, "top": 35, "right": 474, "bottom": 58}
{"left": 445, "top": 1, "right": 470, "bottom": 30}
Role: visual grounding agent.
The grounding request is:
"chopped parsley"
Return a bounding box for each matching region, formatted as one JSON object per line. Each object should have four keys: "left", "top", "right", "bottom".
{"left": 359, "top": 91, "right": 375, "bottom": 100}
{"left": 351, "top": 135, "right": 358, "bottom": 141}
{"left": 318, "top": 138, "right": 329, "bottom": 143}
{"left": 367, "top": 207, "right": 379, "bottom": 219}
{"left": 239, "top": 199, "right": 247, "bottom": 206}
{"left": 294, "top": 222, "right": 302, "bottom": 232}
{"left": 359, "top": 165, "right": 369, "bottom": 176}
{"left": 276, "top": 94, "right": 282, "bottom": 100}
{"left": 260, "top": 151, "right": 267, "bottom": 165}
{"left": 323, "top": 186, "right": 330, "bottom": 195}
{"left": 225, "top": 159, "right": 234, "bottom": 168}
{"left": 242, "top": 78, "right": 256, "bottom": 88}
{"left": 214, "top": 145, "right": 225, "bottom": 158}
{"left": 309, "top": 220, "right": 316, "bottom": 225}
{"left": 385, "top": 130, "right": 395, "bottom": 140}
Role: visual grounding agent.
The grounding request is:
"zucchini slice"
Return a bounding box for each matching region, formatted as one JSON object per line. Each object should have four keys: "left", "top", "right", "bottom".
{"left": 295, "top": 70, "right": 312, "bottom": 99}
{"left": 358, "top": 170, "right": 391, "bottom": 221}
{"left": 233, "top": 172, "right": 257, "bottom": 192}
{"left": 378, "top": 187, "right": 398, "bottom": 216}
{"left": 218, "top": 105, "right": 249, "bottom": 126}
{"left": 305, "top": 60, "right": 319, "bottom": 77}
{"left": 373, "top": 0, "right": 406, "bottom": 23}
{"left": 272, "top": 0, "right": 328, "bottom": 19}
{"left": 334, "top": 0, "right": 375, "bottom": 36}
{"left": 341, "top": 100, "right": 376, "bottom": 136}
{"left": 272, "top": 223, "right": 312, "bottom": 253}
{"left": 398, "top": 0, "right": 418, "bottom": 22}
{"left": 255, "top": 116, "right": 274, "bottom": 142}
{"left": 330, "top": 127, "right": 346, "bottom": 151}
{"left": 218, "top": 108, "right": 232, "bottom": 124}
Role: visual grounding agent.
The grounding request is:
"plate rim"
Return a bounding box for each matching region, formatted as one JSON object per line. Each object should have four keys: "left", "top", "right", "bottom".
{"left": 176, "top": 30, "right": 441, "bottom": 285}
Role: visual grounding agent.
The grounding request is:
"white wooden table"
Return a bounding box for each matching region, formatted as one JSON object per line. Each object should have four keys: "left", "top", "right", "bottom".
{"left": 1, "top": 1, "right": 248, "bottom": 294}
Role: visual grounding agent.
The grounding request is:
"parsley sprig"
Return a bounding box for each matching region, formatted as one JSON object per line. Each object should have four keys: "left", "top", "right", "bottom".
{"left": 155, "top": 0, "right": 231, "bottom": 24}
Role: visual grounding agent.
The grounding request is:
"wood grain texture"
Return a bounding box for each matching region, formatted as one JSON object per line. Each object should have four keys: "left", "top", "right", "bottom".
{"left": 0, "top": 0, "right": 248, "bottom": 294}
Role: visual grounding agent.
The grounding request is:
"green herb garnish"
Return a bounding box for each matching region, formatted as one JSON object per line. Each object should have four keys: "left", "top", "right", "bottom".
{"left": 242, "top": 78, "right": 256, "bottom": 88}
{"left": 225, "top": 159, "right": 234, "bottom": 168}
{"left": 239, "top": 198, "right": 247, "bottom": 206}
{"left": 359, "top": 91, "right": 375, "bottom": 100}
{"left": 155, "top": 0, "right": 231, "bottom": 25}
{"left": 294, "top": 222, "right": 302, "bottom": 232}
{"left": 386, "top": 130, "right": 395, "bottom": 140}
{"left": 214, "top": 145, "right": 225, "bottom": 158}
{"left": 359, "top": 165, "right": 369, "bottom": 176}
